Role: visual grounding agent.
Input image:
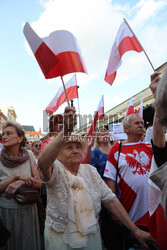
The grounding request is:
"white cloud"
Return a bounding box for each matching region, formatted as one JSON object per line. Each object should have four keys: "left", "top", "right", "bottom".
{"left": 22, "top": 0, "right": 167, "bottom": 129}
{"left": 29, "top": 0, "right": 123, "bottom": 80}
{"left": 26, "top": 0, "right": 167, "bottom": 88}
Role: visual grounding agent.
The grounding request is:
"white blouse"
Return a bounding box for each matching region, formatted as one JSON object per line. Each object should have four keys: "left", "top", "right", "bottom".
{"left": 45, "top": 160, "right": 115, "bottom": 232}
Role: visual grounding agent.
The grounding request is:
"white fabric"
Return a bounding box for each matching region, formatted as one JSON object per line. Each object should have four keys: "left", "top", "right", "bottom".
{"left": 150, "top": 161, "right": 167, "bottom": 218}
{"left": 137, "top": 99, "right": 143, "bottom": 118}
{"left": 46, "top": 74, "right": 77, "bottom": 112}
{"left": 23, "top": 22, "right": 43, "bottom": 54}
{"left": 44, "top": 160, "right": 115, "bottom": 233}
{"left": 45, "top": 225, "right": 102, "bottom": 250}
{"left": 104, "top": 141, "right": 152, "bottom": 225}
{"left": 144, "top": 126, "right": 153, "bottom": 143}
{"left": 148, "top": 156, "right": 161, "bottom": 216}
{"left": 63, "top": 169, "right": 97, "bottom": 248}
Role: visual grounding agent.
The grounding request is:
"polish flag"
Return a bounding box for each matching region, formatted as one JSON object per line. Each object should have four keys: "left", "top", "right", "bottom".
{"left": 126, "top": 97, "right": 134, "bottom": 116}
{"left": 45, "top": 75, "right": 78, "bottom": 115}
{"left": 87, "top": 96, "right": 104, "bottom": 137}
{"left": 148, "top": 157, "right": 167, "bottom": 249}
{"left": 23, "top": 22, "right": 87, "bottom": 79}
{"left": 104, "top": 20, "right": 142, "bottom": 85}
{"left": 137, "top": 99, "right": 143, "bottom": 118}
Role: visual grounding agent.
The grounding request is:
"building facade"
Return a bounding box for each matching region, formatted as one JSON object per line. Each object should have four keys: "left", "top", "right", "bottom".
{"left": 76, "top": 62, "right": 167, "bottom": 135}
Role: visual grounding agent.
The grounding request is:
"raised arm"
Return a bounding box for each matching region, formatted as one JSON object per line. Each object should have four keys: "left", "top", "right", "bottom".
{"left": 38, "top": 107, "right": 76, "bottom": 181}
{"left": 82, "top": 136, "right": 94, "bottom": 164}
{"left": 149, "top": 72, "right": 166, "bottom": 148}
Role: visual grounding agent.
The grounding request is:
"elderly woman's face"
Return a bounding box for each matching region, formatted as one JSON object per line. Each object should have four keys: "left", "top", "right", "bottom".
{"left": 2, "top": 126, "right": 23, "bottom": 147}
{"left": 59, "top": 142, "right": 83, "bottom": 166}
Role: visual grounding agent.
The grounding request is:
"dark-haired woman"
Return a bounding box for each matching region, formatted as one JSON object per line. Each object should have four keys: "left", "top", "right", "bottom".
{"left": 0, "top": 121, "right": 42, "bottom": 250}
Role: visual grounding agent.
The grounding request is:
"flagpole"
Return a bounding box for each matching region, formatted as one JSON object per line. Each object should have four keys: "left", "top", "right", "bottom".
{"left": 60, "top": 76, "right": 70, "bottom": 106}
{"left": 123, "top": 18, "right": 155, "bottom": 72}
{"left": 75, "top": 74, "right": 81, "bottom": 128}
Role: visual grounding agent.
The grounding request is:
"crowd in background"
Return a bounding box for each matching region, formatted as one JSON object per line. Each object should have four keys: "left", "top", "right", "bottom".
{"left": 0, "top": 71, "right": 167, "bottom": 250}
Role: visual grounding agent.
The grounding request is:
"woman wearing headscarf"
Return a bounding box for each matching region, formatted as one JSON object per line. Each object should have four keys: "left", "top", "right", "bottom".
{"left": 0, "top": 121, "right": 42, "bottom": 250}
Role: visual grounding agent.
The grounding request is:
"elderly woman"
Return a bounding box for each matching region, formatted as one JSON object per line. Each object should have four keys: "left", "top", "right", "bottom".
{"left": 0, "top": 121, "right": 42, "bottom": 250}
{"left": 38, "top": 107, "right": 153, "bottom": 250}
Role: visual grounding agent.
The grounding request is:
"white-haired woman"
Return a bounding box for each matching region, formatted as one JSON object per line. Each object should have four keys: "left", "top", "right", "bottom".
{"left": 38, "top": 107, "right": 153, "bottom": 250}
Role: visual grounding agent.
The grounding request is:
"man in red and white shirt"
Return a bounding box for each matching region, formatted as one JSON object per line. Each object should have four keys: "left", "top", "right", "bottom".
{"left": 104, "top": 114, "right": 152, "bottom": 227}
{"left": 104, "top": 110, "right": 167, "bottom": 249}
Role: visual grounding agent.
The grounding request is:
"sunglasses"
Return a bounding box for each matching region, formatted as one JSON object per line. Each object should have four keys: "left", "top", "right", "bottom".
{"left": 34, "top": 144, "right": 41, "bottom": 148}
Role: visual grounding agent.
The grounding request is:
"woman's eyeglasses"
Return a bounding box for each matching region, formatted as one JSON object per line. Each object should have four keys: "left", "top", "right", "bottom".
{"left": 34, "top": 144, "right": 41, "bottom": 148}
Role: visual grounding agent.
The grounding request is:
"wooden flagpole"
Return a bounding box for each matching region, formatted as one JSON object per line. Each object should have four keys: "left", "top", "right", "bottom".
{"left": 75, "top": 74, "right": 81, "bottom": 128}
{"left": 123, "top": 18, "right": 155, "bottom": 72}
{"left": 60, "top": 76, "right": 70, "bottom": 106}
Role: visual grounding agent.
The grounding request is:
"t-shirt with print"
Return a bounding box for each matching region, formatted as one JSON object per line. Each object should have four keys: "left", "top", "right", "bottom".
{"left": 104, "top": 140, "right": 153, "bottom": 228}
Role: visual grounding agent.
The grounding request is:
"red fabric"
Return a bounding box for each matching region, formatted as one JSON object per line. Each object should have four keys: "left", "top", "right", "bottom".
{"left": 42, "top": 51, "right": 86, "bottom": 79}
{"left": 126, "top": 105, "right": 134, "bottom": 116}
{"left": 24, "top": 23, "right": 86, "bottom": 79}
{"left": 118, "top": 177, "right": 137, "bottom": 213}
{"left": 98, "top": 106, "right": 104, "bottom": 120}
{"left": 35, "top": 42, "right": 59, "bottom": 78}
{"left": 87, "top": 96, "right": 104, "bottom": 137}
{"left": 149, "top": 205, "right": 167, "bottom": 250}
{"left": 41, "top": 140, "right": 52, "bottom": 151}
{"left": 45, "top": 85, "right": 78, "bottom": 115}
{"left": 135, "top": 211, "right": 150, "bottom": 228}
{"left": 105, "top": 141, "right": 167, "bottom": 247}
{"left": 126, "top": 98, "right": 134, "bottom": 116}
{"left": 104, "top": 72, "right": 116, "bottom": 88}
{"left": 87, "top": 111, "right": 99, "bottom": 137}
{"left": 36, "top": 49, "right": 85, "bottom": 79}
{"left": 104, "top": 21, "right": 142, "bottom": 86}
{"left": 105, "top": 141, "right": 153, "bottom": 228}
{"left": 118, "top": 36, "right": 142, "bottom": 57}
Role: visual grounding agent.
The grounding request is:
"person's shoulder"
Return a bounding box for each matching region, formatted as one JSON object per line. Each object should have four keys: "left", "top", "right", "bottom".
{"left": 92, "top": 147, "right": 101, "bottom": 154}
{"left": 80, "top": 163, "right": 97, "bottom": 174}
{"left": 27, "top": 149, "right": 36, "bottom": 161}
{"left": 141, "top": 141, "right": 152, "bottom": 147}
{"left": 110, "top": 141, "right": 119, "bottom": 151}
{"left": 27, "top": 149, "right": 34, "bottom": 156}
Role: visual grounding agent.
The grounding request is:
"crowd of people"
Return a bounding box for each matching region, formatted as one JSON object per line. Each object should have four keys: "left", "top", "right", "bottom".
{"left": 0, "top": 71, "right": 167, "bottom": 250}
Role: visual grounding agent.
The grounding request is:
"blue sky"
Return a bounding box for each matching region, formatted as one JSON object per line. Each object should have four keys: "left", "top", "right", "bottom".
{"left": 0, "top": 0, "right": 167, "bottom": 131}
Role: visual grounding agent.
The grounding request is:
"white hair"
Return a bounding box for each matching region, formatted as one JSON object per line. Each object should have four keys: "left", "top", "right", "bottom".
{"left": 122, "top": 113, "right": 142, "bottom": 130}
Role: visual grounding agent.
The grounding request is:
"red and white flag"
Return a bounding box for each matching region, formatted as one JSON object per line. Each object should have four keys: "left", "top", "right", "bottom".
{"left": 137, "top": 99, "right": 143, "bottom": 118}
{"left": 45, "top": 75, "right": 78, "bottom": 116}
{"left": 23, "top": 22, "right": 87, "bottom": 79}
{"left": 148, "top": 158, "right": 167, "bottom": 249}
{"left": 104, "top": 20, "right": 143, "bottom": 85}
{"left": 126, "top": 97, "right": 134, "bottom": 116}
{"left": 87, "top": 95, "right": 104, "bottom": 137}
